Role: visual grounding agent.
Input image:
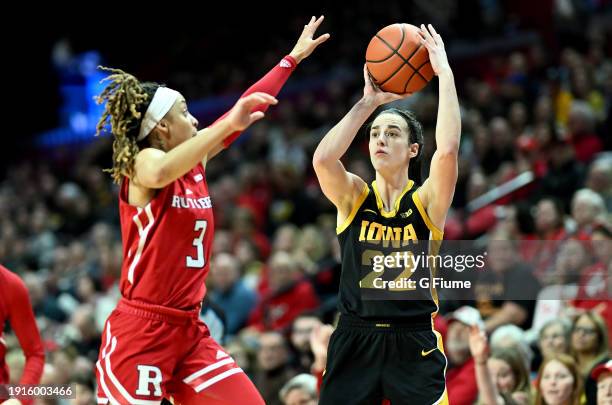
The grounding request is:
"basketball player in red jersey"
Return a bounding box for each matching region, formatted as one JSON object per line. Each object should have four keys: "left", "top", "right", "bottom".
{"left": 0, "top": 265, "right": 45, "bottom": 405}
{"left": 93, "top": 17, "right": 329, "bottom": 405}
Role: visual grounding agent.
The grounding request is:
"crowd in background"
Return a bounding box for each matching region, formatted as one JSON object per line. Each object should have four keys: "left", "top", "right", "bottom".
{"left": 1, "top": 1, "right": 611, "bottom": 404}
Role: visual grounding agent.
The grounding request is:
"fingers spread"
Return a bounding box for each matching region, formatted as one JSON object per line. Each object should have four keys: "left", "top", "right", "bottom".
{"left": 428, "top": 24, "right": 438, "bottom": 37}
{"left": 313, "top": 15, "right": 325, "bottom": 29}
{"left": 314, "top": 33, "right": 331, "bottom": 45}
{"left": 419, "top": 24, "right": 435, "bottom": 47}
{"left": 249, "top": 111, "right": 265, "bottom": 124}
{"left": 428, "top": 24, "right": 443, "bottom": 46}
{"left": 305, "top": 15, "right": 325, "bottom": 37}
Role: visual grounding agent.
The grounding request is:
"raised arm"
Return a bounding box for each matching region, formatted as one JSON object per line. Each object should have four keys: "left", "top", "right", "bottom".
{"left": 416, "top": 24, "right": 461, "bottom": 230}
{"left": 313, "top": 66, "right": 406, "bottom": 220}
{"left": 134, "top": 92, "right": 277, "bottom": 189}
{"left": 204, "top": 15, "right": 330, "bottom": 163}
{"left": 468, "top": 325, "right": 503, "bottom": 405}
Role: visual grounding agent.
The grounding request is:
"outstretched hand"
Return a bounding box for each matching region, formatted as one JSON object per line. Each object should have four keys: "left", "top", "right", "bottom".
{"left": 362, "top": 64, "right": 411, "bottom": 106}
{"left": 226, "top": 92, "right": 278, "bottom": 131}
{"left": 289, "top": 15, "right": 330, "bottom": 64}
{"left": 418, "top": 24, "right": 450, "bottom": 76}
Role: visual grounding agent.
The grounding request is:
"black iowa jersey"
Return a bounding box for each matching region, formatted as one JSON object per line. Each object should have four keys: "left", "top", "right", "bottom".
{"left": 336, "top": 180, "right": 444, "bottom": 320}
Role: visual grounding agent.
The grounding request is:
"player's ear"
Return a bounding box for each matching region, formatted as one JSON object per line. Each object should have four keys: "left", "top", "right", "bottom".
{"left": 154, "top": 119, "right": 171, "bottom": 138}
{"left": 409, "top": 142, "right": 419, "bottom": 158}
{"left": 149, "top": 121, "right": 171, "bottom": 151}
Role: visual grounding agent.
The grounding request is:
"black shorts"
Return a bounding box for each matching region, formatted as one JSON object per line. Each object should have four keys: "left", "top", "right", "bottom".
{"left": 319, "top": 315, "right": 448, "bottom": 405}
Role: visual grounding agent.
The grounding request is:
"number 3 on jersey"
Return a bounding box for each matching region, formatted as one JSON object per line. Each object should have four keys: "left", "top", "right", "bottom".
{"left": 186, "top": 220, "right": 207, "bottom": 268}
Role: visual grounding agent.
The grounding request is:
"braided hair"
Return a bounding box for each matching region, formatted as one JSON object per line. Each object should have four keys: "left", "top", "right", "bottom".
{"left": 94, "top": 66, "right": 160, "bottom": 183}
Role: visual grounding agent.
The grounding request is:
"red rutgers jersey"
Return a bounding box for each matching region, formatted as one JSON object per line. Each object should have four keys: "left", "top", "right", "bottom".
{"left": 119, "top": 162, "right": 214, "bottom": 310}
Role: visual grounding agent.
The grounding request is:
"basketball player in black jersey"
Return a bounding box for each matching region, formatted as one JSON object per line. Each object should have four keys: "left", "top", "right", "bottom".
{"left": 313, "top": 25, "right": 459, "bottom": 404}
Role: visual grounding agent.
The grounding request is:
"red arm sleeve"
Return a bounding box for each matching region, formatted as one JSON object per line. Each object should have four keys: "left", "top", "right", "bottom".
{"left": 7, "top": 272, "right": 45, "bottom": 390}
{"left": 211, "top": 55, "right": 297, "bottom": 148}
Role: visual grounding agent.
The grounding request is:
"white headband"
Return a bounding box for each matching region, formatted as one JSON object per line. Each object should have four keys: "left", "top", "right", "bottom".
{"left": 137, "top": 87, "right": 181, "bottom": 141}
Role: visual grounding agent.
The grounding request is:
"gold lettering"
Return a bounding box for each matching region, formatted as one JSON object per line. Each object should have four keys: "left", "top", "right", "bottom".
{"left": 382, "top": 226, "right": 402, "bottom": 248}
{"left": 360, "top": 221, "right": 420, "bottom": 247}
{"left": 402, "top": 224, "right": 418, "bottom": 245}
{"left": 366, "top": 222, "right": 383, "bottom": 244}
{"left": 358, "top": 220, "right": 369, "bottom": 241}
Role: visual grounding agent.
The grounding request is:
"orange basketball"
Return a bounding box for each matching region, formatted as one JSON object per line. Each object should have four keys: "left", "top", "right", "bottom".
{"left": 366, "top": 23, "right": 434, "bottom": 94}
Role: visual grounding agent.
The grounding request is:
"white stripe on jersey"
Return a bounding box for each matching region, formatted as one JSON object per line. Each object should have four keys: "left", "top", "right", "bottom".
{"left": 128, "top": 204, "right": 155, "bottom": 284}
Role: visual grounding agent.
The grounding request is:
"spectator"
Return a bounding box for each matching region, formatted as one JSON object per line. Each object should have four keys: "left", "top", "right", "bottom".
{"left": 534, "top": 354, "right": 583, "bottom": 405}
{"left": 490, "top": 325, "right": 534, "bottom": 373}
{"left": 585, "top": 157, "right": 612, "bottom": 212}
{"left": 290, "top": 314, "right": 322, "bottom": 373}
{"left": 572, "top": 223, "right": 612, "bottom": 346}
{"left": 531, "top": 198, "right": 569, "bottom": 279}
{"left": 571, "top": 189, "right": 607, "bottom": 237}
{"left": 253, "top": 332, "right": 298, "bottom": 405}
{"left": 66, "top": 305, "right": 100, "bottom": 362}
{"left": 538, "top": 138, "right": 585, "bottom": 202}
{"left": 567, "top": 101, "right": 603, "bottom": 163}
{"left": 570, "top": 312, "right": 609, "bottom": 378}
{"left": 538, "top": 319, "right": 572, "bottom": 363}
{"left": 248, "top": 252, "right": 320, "bottom": 331}
{"left": 468, "top": 326, "right": 531, "bottom": 405}
{"left": 590, "top": 360, "right": 612, "bottom": 405}
{"left": 475, "top": 229, "right": 540, "bottom": 333}
{"left": 445, "top": 306, "right": 482, "bottom": 405}
{"left": 209, "top": 252, "right": 257, "bottom": 336}
{"left": 279, "top": 373, "right": 318, "bottom": 405}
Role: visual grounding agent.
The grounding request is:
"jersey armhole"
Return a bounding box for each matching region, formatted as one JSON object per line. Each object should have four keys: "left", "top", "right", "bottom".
{"left": 336, "top": 183, "right": 370, "bottom": 235}
{"left": 119, "top": 175, "right": 163, "bottom": 209}
{"left": 412, "top": 190, "right": 444, "bottom": 240}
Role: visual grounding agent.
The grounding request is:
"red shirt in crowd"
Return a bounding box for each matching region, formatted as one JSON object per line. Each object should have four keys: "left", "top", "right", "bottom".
{"left": 248, "top": 280, "right": 320, "bottom": 331}
{"left": 570, "top": 132, "right": 603, "bottom": 163}
{"left": 446, "top": 357, "right": 479, "bottom": 405}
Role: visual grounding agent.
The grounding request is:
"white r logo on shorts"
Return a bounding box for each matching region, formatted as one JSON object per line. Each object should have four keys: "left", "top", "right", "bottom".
{"left": 136, "top": 365, "right": 162, "bottom": 397}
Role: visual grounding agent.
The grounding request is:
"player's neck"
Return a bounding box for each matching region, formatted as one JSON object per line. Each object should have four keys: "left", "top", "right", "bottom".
{"left": 374, "top": 171, "right": 410, "bottom": 212}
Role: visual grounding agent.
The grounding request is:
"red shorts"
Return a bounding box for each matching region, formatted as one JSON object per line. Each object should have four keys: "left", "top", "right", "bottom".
{"left": 95, "top": 299, "right": 264, "bottom": 405}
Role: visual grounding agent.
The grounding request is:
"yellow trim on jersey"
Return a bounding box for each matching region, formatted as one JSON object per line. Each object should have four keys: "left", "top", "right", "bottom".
{"left": 336, "top": 184, "right": 370, "bottom": 234}
{"left": 433, "top": 329, "right": 449, "bottom": 405}
{"left": 412, "top": 191, "right": 444, "bottom": 240}
{"left": 371, "top": 180, "right": 414, "bottom": 218}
